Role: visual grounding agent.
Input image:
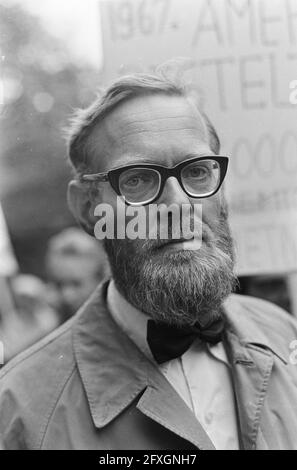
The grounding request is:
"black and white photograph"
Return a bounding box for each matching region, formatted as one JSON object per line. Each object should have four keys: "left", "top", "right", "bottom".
{"left": 0, "top": 0, "right": 297, "bottom": 453}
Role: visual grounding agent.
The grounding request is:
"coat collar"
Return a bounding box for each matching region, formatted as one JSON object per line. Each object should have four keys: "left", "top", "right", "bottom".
{"left": 221, "top": 295, "right": 289, "bottom": 450}
{"left": 73, "top": 281, "right": 216, "bottom": 449}
{"left": 73, "top": 281, "right": 287, "bottom": 449}
{"left": 73, "top": 281, "right": 148, "bottom": 428}
{"left": 222, "top": 294, "right": 289, "bottom": 365}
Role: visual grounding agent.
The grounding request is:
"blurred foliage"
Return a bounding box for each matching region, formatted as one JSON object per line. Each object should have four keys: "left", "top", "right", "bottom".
{"left": 0, "top": 4, "right": 102, "bottom": 276}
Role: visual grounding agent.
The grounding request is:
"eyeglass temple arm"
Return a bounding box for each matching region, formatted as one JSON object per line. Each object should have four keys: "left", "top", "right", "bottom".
{"left": 81, "top": 172, "right": 109, "bottom": 182}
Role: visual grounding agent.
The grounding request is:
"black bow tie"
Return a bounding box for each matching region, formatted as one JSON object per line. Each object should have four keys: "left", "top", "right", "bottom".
{"left": 147, "top": 317, "right": 225, "bottom": 364}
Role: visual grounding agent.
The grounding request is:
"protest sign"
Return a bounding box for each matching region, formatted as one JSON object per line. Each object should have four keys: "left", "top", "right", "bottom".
{"left": 99, "top": 0, "right": 297, "bottom": 274}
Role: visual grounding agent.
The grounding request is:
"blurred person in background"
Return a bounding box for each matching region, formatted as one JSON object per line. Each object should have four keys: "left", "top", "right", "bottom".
{"left": 0, "top": 274, "right": 59, "bottom": 363}
{"left": 45, "top": 227, "right": 110, "bottom": 322}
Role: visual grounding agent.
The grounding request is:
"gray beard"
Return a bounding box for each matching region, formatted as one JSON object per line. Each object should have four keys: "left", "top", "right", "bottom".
{"left": 104, "top": 208, "right": 238, "bottom": 328}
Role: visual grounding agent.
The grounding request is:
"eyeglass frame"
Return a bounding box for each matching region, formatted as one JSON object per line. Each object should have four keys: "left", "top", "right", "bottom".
{"left": 81, "top": 155, "right": 229, "bottom": 206}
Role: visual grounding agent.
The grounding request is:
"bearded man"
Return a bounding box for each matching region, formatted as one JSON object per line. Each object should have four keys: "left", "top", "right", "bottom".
{"left": 1, "top": 70, "right": 297, "bottom": 450}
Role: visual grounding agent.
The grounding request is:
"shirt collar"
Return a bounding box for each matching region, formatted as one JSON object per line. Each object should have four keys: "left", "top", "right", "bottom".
{"left": 107, "top": 279, "right": 154, "bottom": 362}
{"left": 107, "top": 279, "right": 230, "bottom": 366}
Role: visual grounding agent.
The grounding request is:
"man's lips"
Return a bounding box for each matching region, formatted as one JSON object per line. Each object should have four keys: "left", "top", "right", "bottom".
{"left": 154, "top": 224, "right": 213, "bottom": 251}
{"left": 156, "top": 235, "right": 203, "bottom": 251}
{"left": 169, "top": 239, "right": 202, "bottom": 251}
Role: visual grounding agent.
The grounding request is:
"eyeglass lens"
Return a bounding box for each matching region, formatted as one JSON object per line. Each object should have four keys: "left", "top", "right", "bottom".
{"left": 119, "top": 168, "right": 161, "bottom": 204}
{"left": 118, "top": 159, "right": 220, "bottom": 204}
{"left": 181, "top": 159, "right": 220, "bottom": 197}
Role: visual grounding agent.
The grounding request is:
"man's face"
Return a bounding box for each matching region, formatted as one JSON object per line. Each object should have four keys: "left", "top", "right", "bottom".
{"left": 86, "top": 93, "right": 237, "bottom": 326}
{"left": 48, "top": 256, "right": 99, "bottom": 319}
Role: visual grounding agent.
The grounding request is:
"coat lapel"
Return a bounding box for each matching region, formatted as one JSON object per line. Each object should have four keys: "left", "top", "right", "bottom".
{"left": 226, "top": 331, "right": 274, "bottom": 450}
{"left": 73, "top": 281, "right": 215, "bottom": 450}
{"left": 222, "top": 294, "right": 290, "bottom": 450}
{"left": 138, "top": 377, "right": 216, "bottom": 450}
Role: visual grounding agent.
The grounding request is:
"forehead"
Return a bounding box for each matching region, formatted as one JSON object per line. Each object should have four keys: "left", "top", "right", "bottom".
{"left": 88, "top": 94, "right": 212, "bottom": 171}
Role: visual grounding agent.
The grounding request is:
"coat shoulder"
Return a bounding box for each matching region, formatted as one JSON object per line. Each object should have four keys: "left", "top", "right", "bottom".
{"left": 229, "top": 293, "right": 297, "bottom": 331}
{"left": 0, "top": 315, "right": 77, "bottom": 449}
{"left": 225, "top": 293, "right": 297, "bottom": 356}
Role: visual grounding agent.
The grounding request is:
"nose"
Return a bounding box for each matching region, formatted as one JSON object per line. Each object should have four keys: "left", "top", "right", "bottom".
{"left": 158, "top": 176, "right": 191, "bottom": 206}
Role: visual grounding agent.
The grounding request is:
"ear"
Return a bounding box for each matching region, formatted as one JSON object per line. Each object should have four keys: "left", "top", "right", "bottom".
{"left": 67, "top": 180, "right": 99, "bottom": 237}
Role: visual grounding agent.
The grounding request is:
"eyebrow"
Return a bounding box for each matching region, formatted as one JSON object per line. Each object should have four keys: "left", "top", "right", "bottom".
{"left": 109, "top": 152, "right": 216, "bottom": 171}
{"left": 109, "top": 155, "right": 153, "bottom": 170}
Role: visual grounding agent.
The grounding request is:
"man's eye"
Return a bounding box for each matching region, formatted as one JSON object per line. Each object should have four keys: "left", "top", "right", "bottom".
{"left": 187, "top": 165, "right": 209, "bottom": 179}
{"left": 124, "top": 176, "right": 142, "bottom": 187}
{"left": 121, "top": 172, "right": 154, "bottom": 190}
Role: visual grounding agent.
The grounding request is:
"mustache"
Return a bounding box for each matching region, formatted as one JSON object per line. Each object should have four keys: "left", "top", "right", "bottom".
{"left": 148, "top": 226, "right": 212, "bottom": 251}
{"left": 104, "top": 200, "right": 233, "bottom": 260}
{"left": 105, "top": 210, "right": 230, "bottom": 262}
{"left": 137, "top": 212, "right": 224, "bottom": 253}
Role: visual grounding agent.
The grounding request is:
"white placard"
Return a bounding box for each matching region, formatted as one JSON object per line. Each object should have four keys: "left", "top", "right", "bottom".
{"left": 99, "top": 0, "right": 297, "bottom": 275}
